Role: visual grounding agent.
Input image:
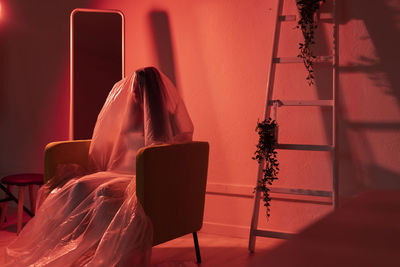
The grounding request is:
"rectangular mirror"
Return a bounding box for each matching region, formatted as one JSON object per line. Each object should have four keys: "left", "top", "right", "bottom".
{"left": 70, "top": 9, "right": 124, "bottom": 140}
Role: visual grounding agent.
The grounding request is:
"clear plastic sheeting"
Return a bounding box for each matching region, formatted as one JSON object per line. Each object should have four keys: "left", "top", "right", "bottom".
{"left": 1, "top": 67, "right": 194, "bottom": 266}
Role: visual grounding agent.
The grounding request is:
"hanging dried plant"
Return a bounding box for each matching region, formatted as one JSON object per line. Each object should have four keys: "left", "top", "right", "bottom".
{"left": 253, "top": 118, "right": 279, "bottom": 218}
{"left": 296, "top": 0, "right": 326, "bottom": 85}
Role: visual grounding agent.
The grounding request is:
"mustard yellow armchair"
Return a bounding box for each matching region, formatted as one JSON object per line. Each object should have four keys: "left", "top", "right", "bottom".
{"left": 44, "top": 140, "right": 209, "bottom": 263}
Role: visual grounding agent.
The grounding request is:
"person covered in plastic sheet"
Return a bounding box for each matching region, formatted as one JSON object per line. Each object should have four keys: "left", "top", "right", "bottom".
{"left": 1, "top": 67, "right": 194, "bottom": 267}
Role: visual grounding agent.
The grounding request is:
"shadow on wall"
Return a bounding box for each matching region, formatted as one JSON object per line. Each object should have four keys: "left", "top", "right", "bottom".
{"left": 338, "top": 0, "right": 400, "bottom": 103}
{"left": 149, "top": 10, "right": 177, "bottom": 88}
{"left": 308, "top": 0, "right": 400, "bottom": 200}
{"left": 367, "top": 164, "right": 400, "bottom": 190}
{"left": 336, "top": 0, "right": 400, "bottom": 196}
{"left": 306, "top": 1, "right": 365, "bottom": 200}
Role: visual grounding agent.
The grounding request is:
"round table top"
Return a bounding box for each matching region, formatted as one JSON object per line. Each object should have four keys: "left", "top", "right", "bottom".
{"left": 1, "top": 173, "right": 44, "bottom": 185}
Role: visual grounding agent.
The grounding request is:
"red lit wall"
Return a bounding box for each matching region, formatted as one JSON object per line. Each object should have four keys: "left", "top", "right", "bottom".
{"left": 1, "top": 0, "right": 399, "bottom": 237}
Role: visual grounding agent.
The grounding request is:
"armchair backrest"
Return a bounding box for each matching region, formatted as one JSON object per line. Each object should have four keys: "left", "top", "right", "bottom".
{"left": 135, "top": 141, "right": 209, "bottom": 246}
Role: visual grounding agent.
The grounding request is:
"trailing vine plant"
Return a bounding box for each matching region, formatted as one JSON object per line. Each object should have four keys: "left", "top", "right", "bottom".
{"left": 253, "top": 118, "right": 279, "bottom": 218}
{"left": 296, "top": 0, "right": 326, "bottom": 85}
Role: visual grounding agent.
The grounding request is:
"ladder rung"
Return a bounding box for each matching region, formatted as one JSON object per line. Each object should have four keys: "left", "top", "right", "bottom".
{"left": 270, "top": 187, "right": 333, "bottom": 197}
{"left": 273, "top": 56, "right": 333, "bottom": 64}
{"left": 279, "top": 13, "right": 334, "bottom": 22}
{"left": 269, "top": 100, "right": 333, "bottom": 107}
{"left": 254, "top": 229, "right": 294, "bottom": 239}
{"left": 277, "top": 144, "right": 334, "bottom": 151}
{"left": 279, "top": 15, "right": 296, "bottom": 21}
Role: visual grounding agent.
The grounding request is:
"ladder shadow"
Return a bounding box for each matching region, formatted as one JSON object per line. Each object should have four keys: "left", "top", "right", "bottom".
{"left": 337, "top": 0, "right": 400, "bottom": 104}
{"left": 313, "top": 0, "right": 400, "bottom": 199}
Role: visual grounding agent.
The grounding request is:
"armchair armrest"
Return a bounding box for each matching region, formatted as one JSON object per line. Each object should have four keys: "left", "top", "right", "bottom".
{"left": 44, "top": 140, "right": 91, "bottom": 183}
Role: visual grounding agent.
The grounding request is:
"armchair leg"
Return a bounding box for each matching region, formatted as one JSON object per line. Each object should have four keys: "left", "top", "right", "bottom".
{"left": 192, "top": 232, "right": 201, "bottom": 263}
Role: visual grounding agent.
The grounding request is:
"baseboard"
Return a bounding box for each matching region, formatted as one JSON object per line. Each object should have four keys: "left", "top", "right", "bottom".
{"left": 201, "top": 221, "right": 250, "bottom": 239}
{"left": 206, "top": 182, "right": 254, "bottom": 198}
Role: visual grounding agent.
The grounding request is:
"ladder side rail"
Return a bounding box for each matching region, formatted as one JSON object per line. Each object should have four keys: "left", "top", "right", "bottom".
{"left": 263, "top": 1, "right": 285, "bottom": 121}
{"left": 332, "top": 0, "right": 339, "bottom": 208}
{"left": 248, "top": 0, "right": 285, "bottom": 253}
{"left": 248, "top": 159, "right": 265, "bottom": 253}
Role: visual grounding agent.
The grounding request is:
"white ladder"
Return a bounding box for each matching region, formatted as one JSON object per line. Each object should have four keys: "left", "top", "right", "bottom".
{"left": 249, "top": 0, "right": 338, "bottom": 252}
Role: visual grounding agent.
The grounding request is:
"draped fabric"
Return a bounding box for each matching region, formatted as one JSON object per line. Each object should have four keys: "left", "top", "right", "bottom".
{"left": 1, "top": 67, "right": 194, "bottom": 266}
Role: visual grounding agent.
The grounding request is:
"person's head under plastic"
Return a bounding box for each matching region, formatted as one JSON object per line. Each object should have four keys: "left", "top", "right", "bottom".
{"left": 89, "top": 67, "right": 194, "bottom": 173}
